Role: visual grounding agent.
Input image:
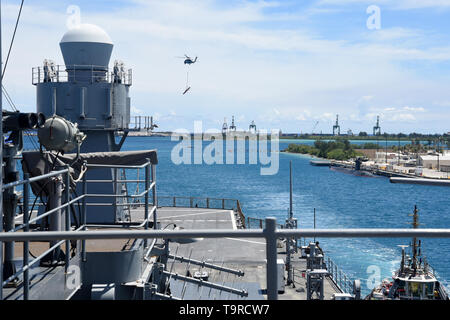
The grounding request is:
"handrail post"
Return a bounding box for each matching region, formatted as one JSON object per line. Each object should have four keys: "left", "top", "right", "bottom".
{"left": 82, "top": 164, "right": 87, "bottom": 262}
{"left": 344, "top": 275, "right": 348, "bottom": 293}
{"left": 23, "top": 173, "right": 30, "bottom": 300}
{"left": 222, "top": 199, "right": 225, "bottom": 209}
{"left": 335, "top": 265, "right": 338, "bottom": 284}
{"left": 48, "top": 173, "right": 63, "bottom": 264}
{"left": 113, "top": 168, "right": 118, "bottom": 220}
{"left": 65, "top": 166, "right": 71, "bottom": 271}
{"left": 151, "top": 163, "right": 157, "bottom": 229}
{"left": 144, "top": 159, "right": 149, "bottom": 246}
{"left": 265, "top": 217, "right": 278, "bottom": 300}
{"left": 206, "top": 198, "right": 210, "bottom": 209}
{"left": 329, "top": 259, "right": 333, "bottom": 279}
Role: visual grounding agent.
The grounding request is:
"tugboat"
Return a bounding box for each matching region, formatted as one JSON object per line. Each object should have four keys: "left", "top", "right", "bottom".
{"left": 366, "top": 206, "right": 449, "bottom": 300}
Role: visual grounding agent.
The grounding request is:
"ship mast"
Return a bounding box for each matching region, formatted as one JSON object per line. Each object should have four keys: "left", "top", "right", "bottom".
{"left": 411, "top": 205, "right": 420, "bottom": 273}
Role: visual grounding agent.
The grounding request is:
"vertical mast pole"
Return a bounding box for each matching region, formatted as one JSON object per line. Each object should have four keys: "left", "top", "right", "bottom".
{"left": 0, "top": 0, "right": 4, "bottom": 300}
{"left": 289, "top": 161, "right": 293, "bottom": 219}
{"left": 412, "top": 205, "right": 419, "bottom": 272}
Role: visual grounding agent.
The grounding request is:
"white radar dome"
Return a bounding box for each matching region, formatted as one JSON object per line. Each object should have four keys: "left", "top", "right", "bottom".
{"left": 61, "top": 24, "right": 113, "bottom": 44}
{"left": 59, "top": 24, "right": 114, "bottom": 69}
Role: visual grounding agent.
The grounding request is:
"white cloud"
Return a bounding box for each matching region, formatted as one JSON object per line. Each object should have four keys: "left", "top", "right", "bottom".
{"left": 318, "top": 0, "right": 450, "bottom": 10}
{"left": 389, "top": 113, "right": 416, "bottom": 122}
{"left": 363, "top": 105, "right": 427, "bottom": 123}
{"left": 403, "top": 106, "right": 425, "bottom": 112}
{"left": 0, "top": 0, "right": 449, "bottom": 133}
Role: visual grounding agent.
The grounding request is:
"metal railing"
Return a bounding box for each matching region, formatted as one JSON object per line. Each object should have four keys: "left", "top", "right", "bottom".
{"left": 158, "top": 196, "right": 237, "bottom": 210}
{"left": 0, "top": 159, "right": 156, "bottom": 300}
{"left": 32, "top": 64, "right": 132, "bottom": 85}
{"left": 247, "top": 216, "right": 284, "bottom": 229}
{"left": 157, "top": 196, "right": 246, "bottom": 228}
{"left": 129, "top": 116, "right": 155, "bottom": 131}
{"left": 325, "top": 257, "right": 354, "bottom": 294}
{"left": 2, "top": 217, "right": 450, "bottom": 300}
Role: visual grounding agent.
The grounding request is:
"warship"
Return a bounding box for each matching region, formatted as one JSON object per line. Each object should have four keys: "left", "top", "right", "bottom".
{"left": 1, "top": 4, "right": 449, "bottom": 302}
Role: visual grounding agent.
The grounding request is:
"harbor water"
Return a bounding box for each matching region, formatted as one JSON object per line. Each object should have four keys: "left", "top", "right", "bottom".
{"left": 23, "top": 136, "right": 450, "bottom": 296}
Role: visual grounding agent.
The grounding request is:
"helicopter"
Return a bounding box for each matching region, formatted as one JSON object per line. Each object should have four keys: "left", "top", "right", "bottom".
{"left": 176, "top": 54, "right": 198, "bottom": 65}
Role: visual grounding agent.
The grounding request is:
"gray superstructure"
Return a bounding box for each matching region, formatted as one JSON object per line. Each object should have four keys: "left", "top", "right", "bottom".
{"left": 33, "top": 24, "right": 133, "bottom": 223}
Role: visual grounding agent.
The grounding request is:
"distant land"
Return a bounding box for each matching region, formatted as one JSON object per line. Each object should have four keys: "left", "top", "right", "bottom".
{"left": 279, "top": 133, "right": 450, "bottom": 143}
{"left": 123, "top": 130, "right": 450, "bottom": 144}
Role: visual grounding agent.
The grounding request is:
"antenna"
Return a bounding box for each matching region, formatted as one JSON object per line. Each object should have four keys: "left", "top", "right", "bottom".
{"left": 313, "top": 208, "right": 316, "bottom": 243}
{"left": 409, "top": 205, "right": 420, "bottom": 272}
{"left": 289, "top": 161, "right": 293, "bottom": 219}
{"left": 398, "top": 244, "right": 409, "bottom": 274}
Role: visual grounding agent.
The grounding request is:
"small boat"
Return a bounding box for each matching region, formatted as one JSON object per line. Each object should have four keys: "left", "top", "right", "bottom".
{"left": 310, "top": 159, "right": 331, "bottom": 166}
{"left": 366, "top": 206, "right": 449, "bottom": 300}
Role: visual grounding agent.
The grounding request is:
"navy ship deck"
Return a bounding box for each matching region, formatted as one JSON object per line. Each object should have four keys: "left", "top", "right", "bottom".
{"left": 4, "top": 206, "right": 343, "bottom": 300}
{"left": 134, "top": 207, "right": 342, "bottom": 300}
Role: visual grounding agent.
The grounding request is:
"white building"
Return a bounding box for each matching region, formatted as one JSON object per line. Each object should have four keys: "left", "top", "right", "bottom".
{"left": 418, "top": 152, "right": 450, "bottom": 171}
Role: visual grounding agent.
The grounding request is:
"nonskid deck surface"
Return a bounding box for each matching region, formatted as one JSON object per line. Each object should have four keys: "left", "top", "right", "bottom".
{"left": 139, "top": 206, "right": 341, "bottom": 300}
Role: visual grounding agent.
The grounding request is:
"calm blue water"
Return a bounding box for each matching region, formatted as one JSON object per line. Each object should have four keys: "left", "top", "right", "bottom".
{"left": 22, "top": 135, "right": 450, "bottom": 295}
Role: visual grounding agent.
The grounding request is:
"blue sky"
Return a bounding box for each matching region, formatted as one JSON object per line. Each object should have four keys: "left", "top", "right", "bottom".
{"left": 2, "top": 0, "right": 450, "bottom": 134}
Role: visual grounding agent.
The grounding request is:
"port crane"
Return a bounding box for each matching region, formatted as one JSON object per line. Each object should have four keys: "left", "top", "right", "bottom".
{"left": 249, "top": 120, "right": 257, "bottom": 134}
{"left": 229, "top": 116, "right": 237, "bottom": 131}
{"left": 373, "top": 116, "right": 381, "bottom": 136}
{"left": 332, "top": 114, "right": 340, "bottom": 136}
{"left": 311, "top": 121, "right": 319, "bottom": 135}
{"left": 222, "top": 118, "right": 228, "bottom": 134}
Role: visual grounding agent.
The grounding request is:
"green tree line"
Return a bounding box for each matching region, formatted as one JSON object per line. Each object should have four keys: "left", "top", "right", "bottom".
{"left": 286, "top": 140, "right": 363, "bottom": 160}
